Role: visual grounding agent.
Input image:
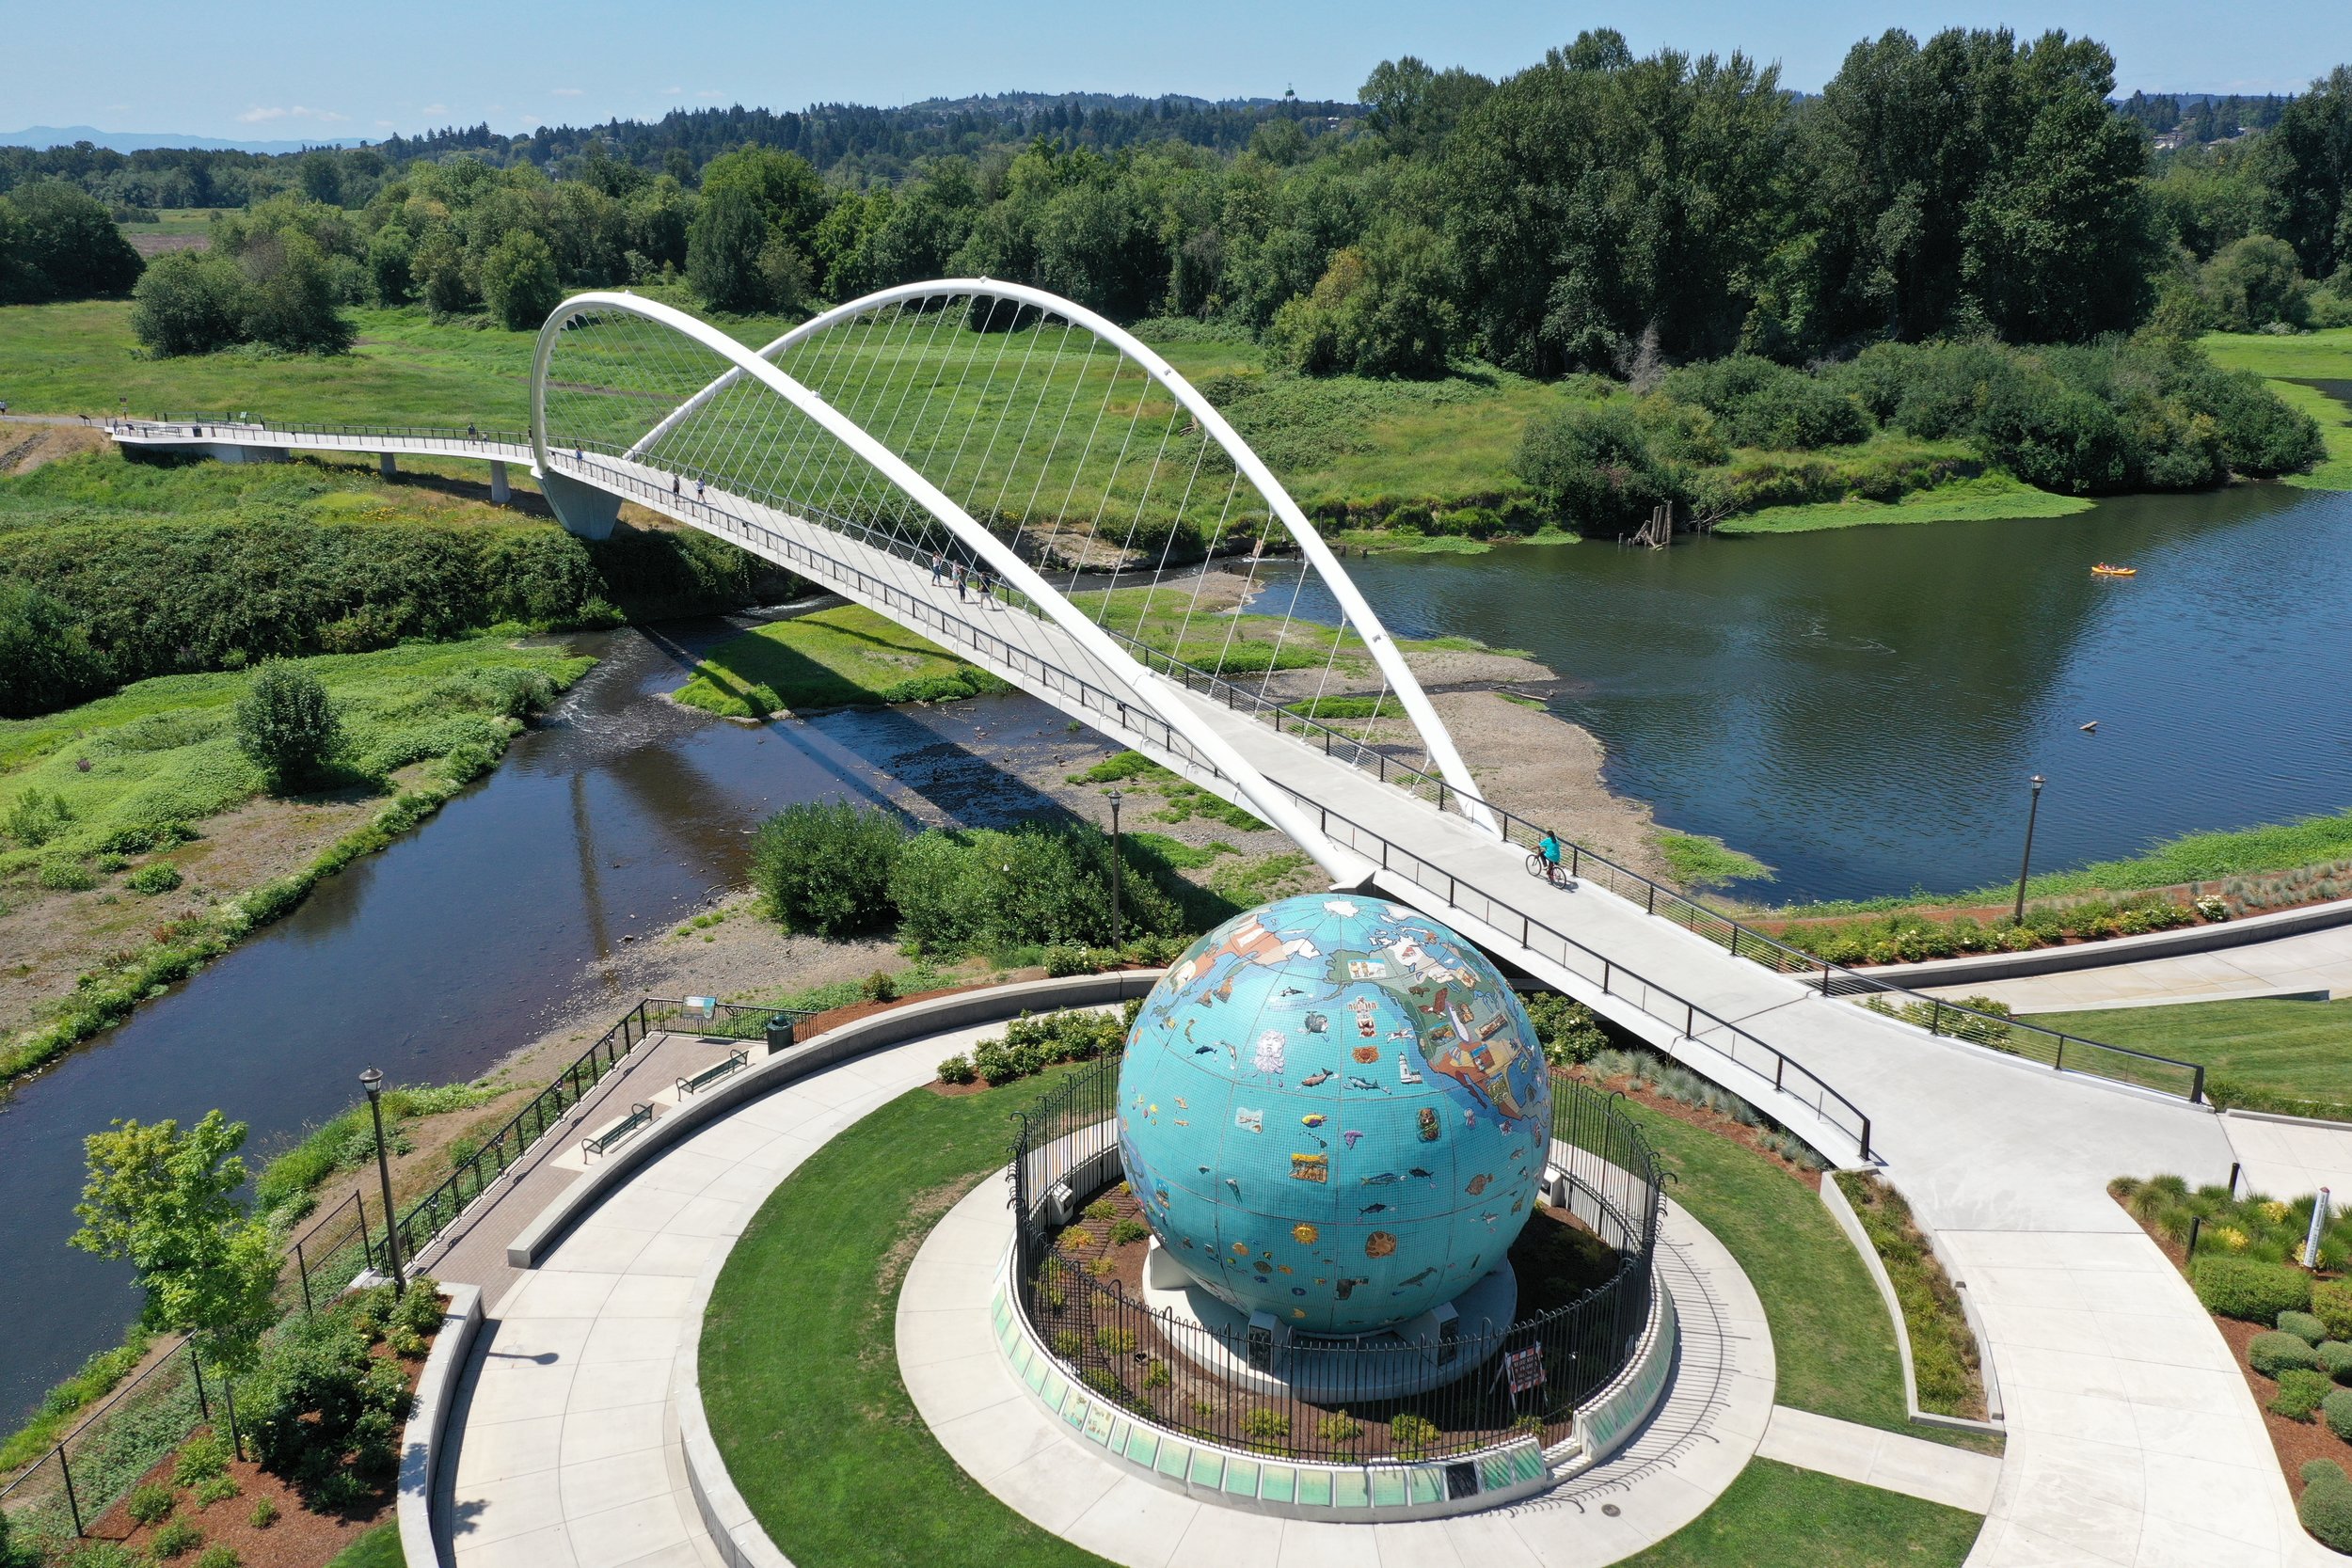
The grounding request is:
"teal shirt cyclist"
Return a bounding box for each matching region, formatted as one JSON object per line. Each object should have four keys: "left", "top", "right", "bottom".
{"left": 1537, "top": 832, "right": 1562, "bottom": 866}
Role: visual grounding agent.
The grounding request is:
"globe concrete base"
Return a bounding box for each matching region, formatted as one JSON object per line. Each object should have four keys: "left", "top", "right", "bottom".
{"left": 1142, "top": 1237, "right": 1518, "bottom": 1402}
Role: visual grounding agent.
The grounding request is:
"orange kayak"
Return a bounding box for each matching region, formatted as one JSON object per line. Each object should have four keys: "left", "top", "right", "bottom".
{"left": 2091, "top": 563, "right": 2137, "bottom": 577}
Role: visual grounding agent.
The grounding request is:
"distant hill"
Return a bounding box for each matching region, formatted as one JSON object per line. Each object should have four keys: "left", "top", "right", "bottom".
{"left": 0, "top": 125, "right": 370, "bottom": 155}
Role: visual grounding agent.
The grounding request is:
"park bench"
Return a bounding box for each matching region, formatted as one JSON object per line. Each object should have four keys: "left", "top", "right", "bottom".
{"left": 581, "top": 1101, "right": 655, "bottom": 1161}
{"left": 677, "top": 1047, "right": 752, "bottom": 1098}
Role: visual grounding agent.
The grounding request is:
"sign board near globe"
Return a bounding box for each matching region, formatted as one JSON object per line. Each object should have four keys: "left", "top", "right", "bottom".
{"left": 1116, "top": 895, "right": 1552, "bottom": 1335}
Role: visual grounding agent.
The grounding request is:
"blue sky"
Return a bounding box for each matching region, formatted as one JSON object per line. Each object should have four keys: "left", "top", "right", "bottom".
{"left": 8, "top": 0, "right": 2345, "bottom": 141}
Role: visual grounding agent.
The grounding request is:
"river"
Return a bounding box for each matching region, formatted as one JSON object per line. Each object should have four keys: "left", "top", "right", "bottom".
{"left": 0, "top": 616, "right": 1086, "bottom": 1426}
{"left": 7, "top": 475, "right": 2351, "bottom": 1424}
{"left": 1293, "top": 480, "right": 2352, "bottom": 904}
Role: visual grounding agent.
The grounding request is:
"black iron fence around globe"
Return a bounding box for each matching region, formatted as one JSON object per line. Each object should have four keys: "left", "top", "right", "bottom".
{"left": 1008, "top": 1056, "right": 1663, "bottom": 1464}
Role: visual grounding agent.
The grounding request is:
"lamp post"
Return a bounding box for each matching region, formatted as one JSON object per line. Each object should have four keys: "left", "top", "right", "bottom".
{"left": 359, "top": 1068, "right": 404, "bottom": 1291}
{"left": 2012, "top": 775, "right": 2046, "bottom": 925}
{"left": 1105, "top": 789, "right": 1125, "bottom": 950}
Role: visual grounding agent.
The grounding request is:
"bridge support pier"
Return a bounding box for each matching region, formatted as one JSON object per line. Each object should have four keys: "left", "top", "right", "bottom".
{"left": 379, "top": 452, "right": 396, "bottom": 479}
{"left": 538, "top": 467, "right": 621, "bottom": 540}
{"left": 488, "top": 460, "right": 510, "bottom": 504}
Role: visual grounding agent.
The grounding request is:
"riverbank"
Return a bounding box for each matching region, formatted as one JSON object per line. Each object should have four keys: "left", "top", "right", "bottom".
{"left": 0, "top": 637, "right": 594, "bottom": 1089}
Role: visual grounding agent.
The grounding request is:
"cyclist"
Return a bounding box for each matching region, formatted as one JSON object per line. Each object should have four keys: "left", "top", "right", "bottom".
{"left": 1537, "top": 831, "right": 1562, "bottom": 869}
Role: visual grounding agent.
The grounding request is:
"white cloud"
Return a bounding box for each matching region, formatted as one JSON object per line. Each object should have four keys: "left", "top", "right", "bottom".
{"left": 550, "top": 87, "right": 583, "bottom": 96}
{"left": 421, "top": 103, "right": 450, "bottom": 116}
{"left": 663, "top": 87, "right": 683, "bottom": 96}
{"left": 237, "top": 104, "right": 348, "bottom": 124}
{"left": 696, "top": 89, "right": 723, "bottom": 100}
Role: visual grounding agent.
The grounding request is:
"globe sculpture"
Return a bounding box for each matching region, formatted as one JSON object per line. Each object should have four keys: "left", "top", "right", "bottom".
{"left": 1117, "top": 895, "right": 1552, "bottom": 1337}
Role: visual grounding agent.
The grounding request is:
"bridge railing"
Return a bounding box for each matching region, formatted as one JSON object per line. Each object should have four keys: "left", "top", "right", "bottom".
{"left": 547, "top": 447, "right": 2203, "bottom": 1115}
{"left": 106, "top": 420, "right": 2198, "bottom": 1114}
{"left": 125, "top": 416, "right": 530, "bottom": 450}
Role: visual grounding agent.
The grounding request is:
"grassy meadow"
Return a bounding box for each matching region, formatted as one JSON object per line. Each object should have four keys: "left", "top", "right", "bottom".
{"left": 672, "top": 602, "right": 1005, "bottom": 718}
{"left": 2200, "top": 326, "right": 2352, "bottom": 490}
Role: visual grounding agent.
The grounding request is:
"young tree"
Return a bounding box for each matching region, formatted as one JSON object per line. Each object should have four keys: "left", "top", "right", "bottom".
{"left": 482, "top": 230, "right": 562, "bottom": 329}
{"left": 72, "top": 1112, "right": 280, "bottom": 1374}
{"left": 130, "top": 249, "right": 250, "bottom": 356}
{"left": 241, "top": 231, "right": 355, "bottom": 354}
{"left": 2259, "top": 66, "right": 2352, "bottom": 281}
{"left": 235, "top": 661, "right": 343, "bottom": 789}
{"left": 2201, "top": 234, "right": 2312, "bottom": 331}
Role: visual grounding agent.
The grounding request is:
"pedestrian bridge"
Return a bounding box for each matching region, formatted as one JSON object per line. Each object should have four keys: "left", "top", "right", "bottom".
{"left": 110, "top": 281, "right": 2222, "bottom": 1212}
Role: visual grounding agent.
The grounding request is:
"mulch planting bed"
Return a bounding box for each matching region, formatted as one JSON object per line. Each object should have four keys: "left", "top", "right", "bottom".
{"left": 82, "top": 1332, "right": 429, "bottom": 1568}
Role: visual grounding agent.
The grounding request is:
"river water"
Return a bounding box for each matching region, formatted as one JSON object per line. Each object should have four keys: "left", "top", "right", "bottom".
{"left": 0, "top": 617, "right": 1086, "bottom": 1425}
{"left": 7, "top": 475, "right": 2351, "bottom": 1424}
{"left": 1293, "top": 481, "right": 2352, "bottom": 904}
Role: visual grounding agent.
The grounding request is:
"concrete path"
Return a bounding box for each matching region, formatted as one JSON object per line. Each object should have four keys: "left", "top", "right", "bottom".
{"left": 1926, "top": 923, "right": 2352, "bottom": 1014}
{"left": 1756, "top": 1406, "right": 2001, "bottom": 1513}
{"left": 434, "top": 1029, "right": 976, "bottom": 1568}
{"left": 904, "top": 1169, "right": 1784, "bottom": 1567}
{"left": 2223, "top": 1114, "right": 2352, "bottom": 1204}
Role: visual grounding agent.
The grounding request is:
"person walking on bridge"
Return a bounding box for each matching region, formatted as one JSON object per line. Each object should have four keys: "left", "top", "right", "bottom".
{"left": 931, "top": 550, "right": 946, "bottom": 586}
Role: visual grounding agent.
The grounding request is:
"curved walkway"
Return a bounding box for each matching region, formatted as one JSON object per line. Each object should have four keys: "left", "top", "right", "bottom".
{"left": 433, "top": 1030, "right": 961, "bottom": 1568}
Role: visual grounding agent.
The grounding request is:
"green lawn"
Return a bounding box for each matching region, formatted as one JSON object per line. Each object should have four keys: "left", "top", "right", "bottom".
{"left": 118, "top": 207, "right": 235, "bottom": 239}
{"left": 1715, "top": 473, "right": 2093, "bottom": 534}
{"left": 672, "top": 602, "right": 1004, "bottom": 718}
{"left": 1619, "top": 1458, "right": 1981, "bottom": 1567}
{"left": 2200, "top": 327, "right": 2352, "bottom": 490}
{"left": 701, "top": 1070, "right": 1984, "bottom": 1568}
{"left": 326, "top": 1522, "right": 406, "bottom": 1568}
{"left": 2023, "top": 995, "right": 2352, "bottom": 1118}
{"left": 702, "top": 1068, "right": 1112, "bottom": 1568}
{"left": 1618, "top": 1104, "right": 1911, "bottom": 1434}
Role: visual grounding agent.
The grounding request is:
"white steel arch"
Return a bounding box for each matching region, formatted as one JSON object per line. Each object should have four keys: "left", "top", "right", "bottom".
{"left": 622, "top": 278, "right": 1496, "bottom": 835}
{"left": 530, "top": 288, "right": 1370, "bottom": 879}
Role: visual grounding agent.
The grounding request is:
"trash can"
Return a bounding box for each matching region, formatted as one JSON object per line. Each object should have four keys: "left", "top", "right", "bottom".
{"left": 764, "top": 1013, "right": 797, "bottom": 1055}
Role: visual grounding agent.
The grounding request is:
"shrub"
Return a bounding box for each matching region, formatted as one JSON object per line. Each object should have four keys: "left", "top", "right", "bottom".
{"left": 1239, "top": 1408, "right": 1291, "bottom": 1444}
{"left": 194, "top": 1548, "right": 242, "bottom": 1568}
{"left": 1083, "top": 1198, "right": 1118, "bottom": 1222}
{"left": 935, "top": 1054, "right": 976, "bottom": 1085}
{"left": 1316, "top": 1410, "right": 1362, "bottom": 1447}
{"left": 193, "top": 1475, "right": 241, "bottom": 1506}
{"left": 174, "top": 1433, "right": 230, "bottom": 1487}
{"left": 2325, "top": 1387, "right": 2352, "bottom": 1440}
{"left": 2194, "top": 1256, "right": 2312, "bottom": 1322}
{"left": 69, "top": 1546, "right": 140, "bottom": 1568}
{"left": 2250, "top": 1330, "right": 2323, "bottom": 1377}
{"left": 860, "top": 969, "right": 898, "bottom": 1003}
{"left": 149, "top": 1520, "right": 203, "bottom": 1560}
{"left": 234, "top": 662, "right": 343, "bottom": 789}
{"left": 2315, "top": 1280, "right": 2352, "bottom": 1341}
{"left": 1514, "top": 402, "right": 1688, "bottom": 536}
{"left": 37, "top": 857, "right": 98, "bottom": 891}
{"left": 1111, "top": 1218, "right": 1151, "bottom": 1246}
{"left": 246, "top": 1497, "right": 278, "bottom": 1529}
{"left": 1388, "top": 1413, "right": 1440, "bottom": 1459}
{"left": 394, "top": 1276, "right": 445, "bottom": 1339}
{"left": 0, "top": 576, "right": 112, "bottom": 717}
{"left": 2320, "top": 1341, "right": 2352, "bottom": 1385}
{"left": 129, "top": 1481, "right": 177, "bottom": 1525}
{"left": 128, "top": 863, "right": 185, "bottom": 895}
{"left": 1042, "top": 942, "right": 1096, "bottom": 976}
{"left": 3, "top": 785, "right": 75, "bottom": 847}
{"left": 2304, "top": 1461, "right": 2352, "bottom": 1552}
{"left": 748, "top": 801, "right": 905, "bottom": 936}
{"left": 1142, "top": 1359, "right": 1170, "bottom": 1390}
{"left": 130, "top": 250, "right": 250, "bottom": 356}
{"left": 1661, "top": 356, "right": 1869, "bottom": 449}
{"left": 2273, "top": 1369, "right": 2333, "bottom": 1420}
{"left": 1524, "top": 992, "right": 1610, "bottom": 1065}
{"left": 1094, "top": 1325, "right": 1136, "bottom": 1355}
{"left": 2281, "top": 1310, "right": 2329, "bottom": 1346}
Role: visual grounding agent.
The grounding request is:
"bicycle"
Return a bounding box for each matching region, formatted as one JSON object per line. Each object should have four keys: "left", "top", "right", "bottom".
{"left": 1525, "top": 851, "right": 1576, "bottom": 890}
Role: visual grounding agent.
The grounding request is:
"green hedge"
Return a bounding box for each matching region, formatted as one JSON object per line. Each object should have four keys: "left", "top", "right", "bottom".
{"left": 2193, "top": 1256, "right": 2312, "bottom": 1322}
